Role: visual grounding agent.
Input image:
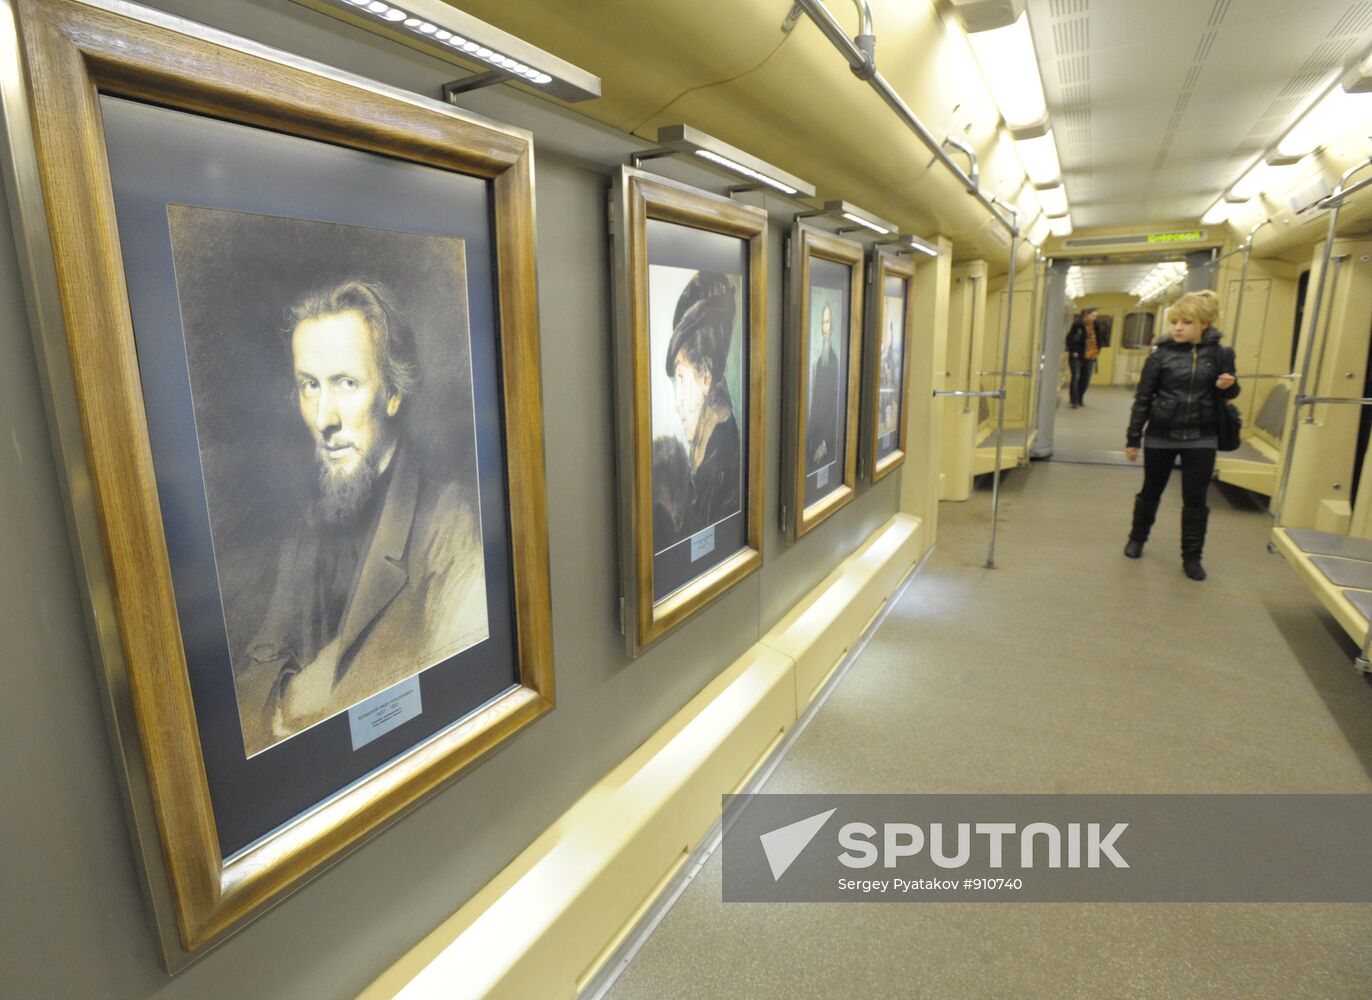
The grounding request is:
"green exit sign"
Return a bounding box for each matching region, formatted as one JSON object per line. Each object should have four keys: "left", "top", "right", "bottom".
{"left": 1147, "top": 230, "right": 1204, "bottom": 243}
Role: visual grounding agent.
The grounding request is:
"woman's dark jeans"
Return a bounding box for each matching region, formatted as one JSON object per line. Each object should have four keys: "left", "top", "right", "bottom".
{"left": 1138, "top": 445, "right": 1215, "bottom": 509}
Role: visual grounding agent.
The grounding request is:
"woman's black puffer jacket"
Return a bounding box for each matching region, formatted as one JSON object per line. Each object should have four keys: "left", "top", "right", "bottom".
{"left": 1126, "top": 329, "right": 1239, "bottom": 447}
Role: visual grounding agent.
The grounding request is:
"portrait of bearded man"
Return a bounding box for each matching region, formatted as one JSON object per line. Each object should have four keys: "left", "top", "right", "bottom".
{"left": 233, "top": 279, "right": 488, "bottom": 755}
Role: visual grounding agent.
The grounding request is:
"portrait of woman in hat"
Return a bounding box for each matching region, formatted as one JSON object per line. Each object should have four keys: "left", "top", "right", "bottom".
{"left": 651, "top": 269, "right": 743, "bottom": 553}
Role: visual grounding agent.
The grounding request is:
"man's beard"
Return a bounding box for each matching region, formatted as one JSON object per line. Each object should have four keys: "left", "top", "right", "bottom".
{"left": 316, "top": 451, "right": 380, "bottom": 526}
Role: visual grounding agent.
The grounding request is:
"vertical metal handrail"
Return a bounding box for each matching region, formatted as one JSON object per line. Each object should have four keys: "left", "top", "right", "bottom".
{"left": 986, "top": 206, "right": 1020, "bottom": 569}
{"left": 1227, "top": 218, "right": 1271, "bottom": 359}
{"left": 1024, "top": 253, "right": 1046, "bottom": 440}
{"left": 964, "top": 275, "right": 981, "bottom": 414}
{"left": 1273, "top": 155, "right": 1372, "bottom": 524}
{"left": 787, "top": 0, "right": 1022, "bottom": 567}
{"left": 1306, "top": 254, "right": 1347, "bottom": 422}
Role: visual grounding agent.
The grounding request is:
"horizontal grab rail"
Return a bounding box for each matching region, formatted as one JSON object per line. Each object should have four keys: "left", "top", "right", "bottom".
{"left": 934, "top": 389, "right": 1005, "bottom": 399}
{"left": 1235, "top": 372, "right": 1298, "bottom": 380}
{"left": 1295, "top": 395, "right": 1372, "bottom": 407}
{"left": 976, "top": 370, "right": 1032, "bottom": 378}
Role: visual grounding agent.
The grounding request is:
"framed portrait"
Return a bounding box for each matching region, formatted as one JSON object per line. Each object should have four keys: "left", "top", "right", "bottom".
{"left": 610, "top": 167, "right": 766, "bottom": 655}
{"left": 864, "top": 251, "right": 916, "bottom": 482}
{"left": 785, "top": 226, "right": 864, "bottom": 537}
{"left": 2, "top": 0, "right": 553, "bottom": 966}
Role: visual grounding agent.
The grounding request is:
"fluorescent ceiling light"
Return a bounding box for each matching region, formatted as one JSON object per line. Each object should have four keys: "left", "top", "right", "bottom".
{"left": 965, "top": 14, "right": 1048, "bottom": 130}
{"left": 842, "top": 212, "right": 891, "bottom": 235}
{"left": 1132, "top": 261, "right": 1187, "bottom": 299}
{"left": 1274, "top": 85, "right": 1372, "bottom": 161}
{"left": 1048, "top": 216, "right": 1073, "bottom": 237}
{"left": 1200, "top": 201, "right": 1229, "bottom": 226}
{"left": 1027, "top": 214, "right": 1050, "bottom": 246}
{"left": 1015, "top": 131, "right": 1063, "bottom": 187}
{"left": 656, "top": 125, "right": 815, "bottom": 198}
{"left": 304, "top": 0, "right": 600, "bottom": 101}
{"left": 1037, "top": 184, "right": 1068, "bottom": 216}
{"left": 1228, "top": 162, "right": 1275, "bottom": 201}
{"left": 824, "top": 200, "right": 897, "bottom": 236}
{"left": 881, "top": 234, "right": 940, "bottom": 257}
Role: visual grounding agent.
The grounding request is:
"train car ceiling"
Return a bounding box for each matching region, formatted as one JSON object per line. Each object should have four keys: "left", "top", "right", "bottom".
{"left": 351, "top": 0, "right": 1372, "bottom": 274}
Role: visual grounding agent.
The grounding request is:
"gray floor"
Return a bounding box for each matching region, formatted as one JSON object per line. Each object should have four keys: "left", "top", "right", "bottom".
{"left": 1052, "top": 385, "right": 1135, "bottom": 466}
{"left": 605, "top": 461, "right": 1372, "bottom": 1000}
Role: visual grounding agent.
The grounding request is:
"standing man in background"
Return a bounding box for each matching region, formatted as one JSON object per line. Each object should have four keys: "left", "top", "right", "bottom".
{"left": 1065, "top": 306, "right": 1100, "bottom": 408}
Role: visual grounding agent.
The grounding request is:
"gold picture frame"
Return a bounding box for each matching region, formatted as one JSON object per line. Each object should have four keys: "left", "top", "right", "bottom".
{"left": 1, "top": 0, "right": 553, "bottom": 966}
{"left": 786, "top": 225, "right": 864, "bottom": 537}
{"left": 866, "top": 251, "right": 916, "bottom": 483}
{"left": 610, "top": 167, "right": 767, "bottom": 654}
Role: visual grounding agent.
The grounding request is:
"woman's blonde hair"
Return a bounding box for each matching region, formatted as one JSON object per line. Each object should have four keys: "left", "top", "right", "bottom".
{"left": 1167, "top": 289, "right": 1220, "bottom": 331}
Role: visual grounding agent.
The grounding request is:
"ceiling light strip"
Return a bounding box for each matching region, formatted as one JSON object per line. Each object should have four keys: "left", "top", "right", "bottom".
{"left": 656, "top": 125, "right": 816, "bottom": 198}
{"left": 295, "top": 0, "right": 601, "bottom": 102}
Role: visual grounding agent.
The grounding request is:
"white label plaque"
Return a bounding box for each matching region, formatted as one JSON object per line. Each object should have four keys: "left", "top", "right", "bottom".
{"left": 348, "top": 676, "right": 423, "bottom": 751}
{"left": 690, "top": 524, "right": 716, "bottom": 562}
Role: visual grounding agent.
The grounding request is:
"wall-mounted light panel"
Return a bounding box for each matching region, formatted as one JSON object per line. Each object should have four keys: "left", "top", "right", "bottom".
{"left": 878, "top": 234, "right": 940, "bottom": 257}
{"left": 655, "top": 125, "right": 816, "bottom": 197}
{"left": 822, "top": 200, "right": 897, "bottom": 236}
{"left": 291, "top": 0, "right": 602, "bottom": 102}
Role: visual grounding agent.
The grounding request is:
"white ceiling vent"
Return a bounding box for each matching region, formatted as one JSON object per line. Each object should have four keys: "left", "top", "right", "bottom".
{"left": 1329, "top": 2, "right": 1372, "bottom": 37}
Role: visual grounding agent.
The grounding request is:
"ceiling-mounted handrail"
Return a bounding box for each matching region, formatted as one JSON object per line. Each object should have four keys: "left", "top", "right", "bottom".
{"left": 784, "top": 0, "right": 1016, "bottom": 234}
{"left": 941, "top": 135, "right": 980, "bottom": 189}
{"left": 1315, "top": 165, "right": 1372, "bottom": 210}
{"left": 1273, "top": 154, "right": 1372, "bottom": 524}
{"left": 785, "top": 0, "right": 1023, "bottom": 567}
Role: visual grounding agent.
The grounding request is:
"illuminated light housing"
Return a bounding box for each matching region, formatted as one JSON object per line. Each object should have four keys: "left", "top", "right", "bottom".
{"left": 1271, "top": 85, "right": 1372, "bottom": 162}
{"left": 824, "top": 200, "right": 897, "bottom": 236}
{"left": 1228, "top": 162, "right": 1275, "bottom": 201}
{"left": 694, "top": 150, "right": 799, "bottom": 195}
{"left": 1201, "top": 201, "right": 1229, "bottom": 226}
{"left": 841, "top": 212, "right": 891, "bottom": 235}
{"left": 1037, "top": 184, "right": 1068, "bottom": 217}
{"left": 877, "top": 234, "right": 941, "bottom": 257}
{"left": 1027, "top": 214, "right": 1050, "bottom": 246}
{"left": 654, "top": 125, "right": 816, "bottom": 198}
{"left": 1048, "top": 215, "right": 1073, "bottom": 237}
{"left": 303, "top": 0, "right": 601, "bottom": 101}
{"left": 1015, "top": 130, "right": 1063, "bottom": 187}
{"left": 965, "top": 13, "right": 1049, "bottom": 129}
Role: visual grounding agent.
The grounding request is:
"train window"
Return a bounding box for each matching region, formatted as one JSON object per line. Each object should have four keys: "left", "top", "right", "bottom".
{"left": 1122, "top": 312, "right": 1155, "bottom": 350}
{"left": 1291, "top": 270, "right": 1310, "bottom": 371}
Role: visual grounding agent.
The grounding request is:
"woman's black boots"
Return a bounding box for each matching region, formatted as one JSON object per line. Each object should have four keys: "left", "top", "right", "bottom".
{"left": 1124, "top": 494, "right": 1158, "bottom": 558}
{"left": 1181, "top": 506, "right": 1209, "bottom": 580}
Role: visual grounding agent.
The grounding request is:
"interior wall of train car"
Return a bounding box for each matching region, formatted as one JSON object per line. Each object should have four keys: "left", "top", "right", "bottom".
{"left": 0, "top": 0, "right": 982, "bottom": 995}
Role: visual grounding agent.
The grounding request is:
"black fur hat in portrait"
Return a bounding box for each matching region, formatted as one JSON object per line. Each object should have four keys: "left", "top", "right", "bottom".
{"left": 664, "top": 271, "right": 737, "bottom": 392}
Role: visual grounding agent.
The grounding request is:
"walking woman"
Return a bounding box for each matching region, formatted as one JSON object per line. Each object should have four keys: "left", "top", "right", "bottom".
{"left": 1065, "top": 307, "right": 1101, "bottom": 407}
{"left": 1123, "top": 290, "right": 1239, "bottom": 580}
